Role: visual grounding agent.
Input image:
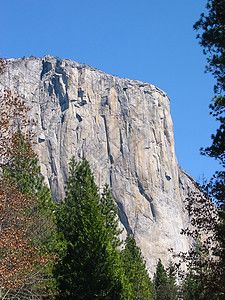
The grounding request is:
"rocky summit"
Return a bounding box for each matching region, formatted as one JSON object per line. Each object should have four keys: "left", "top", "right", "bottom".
{"left": 0, "top": 56, "right": 195, "bottom": 275}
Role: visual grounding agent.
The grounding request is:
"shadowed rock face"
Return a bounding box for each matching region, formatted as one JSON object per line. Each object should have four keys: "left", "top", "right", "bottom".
{"left": 0, "top": 56, "right": 195, "bottom": 274}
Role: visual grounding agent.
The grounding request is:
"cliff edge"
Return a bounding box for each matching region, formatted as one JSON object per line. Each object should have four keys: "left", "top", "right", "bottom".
{"left": 0, "top": 56, "right": 195, "bottom": 274}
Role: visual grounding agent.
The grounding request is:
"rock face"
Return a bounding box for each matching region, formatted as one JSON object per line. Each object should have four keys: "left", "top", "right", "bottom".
{"left": 0, "top": 56, "right": 195, "bottom": 275}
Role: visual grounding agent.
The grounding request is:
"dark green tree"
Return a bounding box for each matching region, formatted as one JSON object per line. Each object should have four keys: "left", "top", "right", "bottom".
{"left": 174, "top": 184, "right": 225, "bottom": 299}
{"left": 54, "top": 157, "right": 126, "bottom": 299}
{"left": 1, "top": 130, "right": 57, "bottom": 296}
{"left": 194, "top": 0, "right": 225, "bottom": 215}
{"left": 194, "top": 0, "right": 225, "bottom": 206}
{"left": 182, "top": 271, "right": 202, "bottom": 300}
{"left": 2, "top": 130, "right": 57, "bottom": 250}
{"left": 194, "top": 0, "right": 225, "bottom": 205}
{"left": 166, "top": 261, "right": 178, "bottom": 299}
{"left": 0, "top": 61, "right": 57, "bottom": 298}
{"left": 154, "top": 259, "right": 177, "bottom": 300}
{"left": 121, "top": 234, "right": 156, "bottom": 299}
{"left": 191, "top": 1, "right": 225, "bottom": 297}
{"left": 99, "top": 183, "right": 122, "bottom": 248}
{"left": 154, "top": 259, "right": 168, "bottom": 300}
{"left": 3, "top": 130, "right": 52, "bottom": 199}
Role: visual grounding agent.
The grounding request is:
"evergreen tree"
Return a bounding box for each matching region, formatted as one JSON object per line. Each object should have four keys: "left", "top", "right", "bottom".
{"left": 174, "top": 186, "right": 223, "bottom": 299}
{"left": 154, "top": 259, "right": 177, "bottom": 300}
{"left": 2, "top": 130, "right": 57, "bottom": 251}
{"left": 54, "top": 157, "right": 126, "bottom": 299}
{"left": 3, "top": 130, "right": 52, "bottom": 200}
{"left": 182, "top": 271, "right": 202, "bottom": 300}
{"left": 182, "top": 1, "right": 225, "bottom": 296}
{"left": 194, "top": 0, "right": 225, "bottom": 216}
{"left": 0, "top": 59, "right": 57, "bottom": 298}
{"left": 121, "top": 234, "right": 156, "bottom": 300}
{"left": 166, "top": 261, "right": 178, "bottom": 300}
{"left": 99, "top": 183, "right": 122, "bottom": 248}
{"left": 154, "top": 259, "right": 168, "bottom": 300}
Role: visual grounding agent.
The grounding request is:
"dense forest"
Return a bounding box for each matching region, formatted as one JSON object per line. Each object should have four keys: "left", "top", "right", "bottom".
{"left": 0, "top": 0, "right": 224, "bottom": 299}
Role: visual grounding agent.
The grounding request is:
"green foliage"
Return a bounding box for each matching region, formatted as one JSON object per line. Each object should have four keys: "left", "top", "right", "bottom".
{"left": 54, "top": 157, "right": 159, "bottom": 299}
{"left": 54, "top": 157, "right": 126, "bottom": 299}
{"left": 194, "top": 0, "right": 225, "bottom": 96}
{"left": 3, "top": 130, "right": 52, "bottom": 200}
{"left": 154, "top": 259, "right": 168, "bottom": 300}
{"left": 182, "top": 268, "right": 222, "bottom": 300}
{"left": 154, "top": 259, "right": 177, "bottom": 300}
{"left": 99, "top": 183, "right": 122, "bottom": 248}
{"left": 2, "top": 130, "right": 58, "bottom": 295}
{"left": 182, "top": 271, "right": 201, "bottom": 300}
{"left": 2, "top": 130, "right": 57, "bottom": 250}
{"left": 167, "top": 261, "right": 178, "bottom": 299}
{"left": 121, "top": 234, "right": 156, "bottom": 299}
{"left": 154, "top": 259, "right": 167, "bottom": 289}
{"left": 179, "top": 238, "right": 209, "bottom": 299}
{"left": 194, "top": 0, "right": 225, "bottom": 201}
{"left": 191, "top": 1, "right": 225, "bottom": 297}
{"left": 174, "top": 185, "right": 225, "bottom": 299}
{"left": 194, "top": 0, "right": 225, "bottom": 208}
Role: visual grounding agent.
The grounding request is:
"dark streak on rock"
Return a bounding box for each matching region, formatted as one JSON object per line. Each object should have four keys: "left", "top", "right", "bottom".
{"left": 100, "top": 114, "right": 114, "bottom": 164}
{"left": 137, "top": 179, "right": 156, "bottom": 219}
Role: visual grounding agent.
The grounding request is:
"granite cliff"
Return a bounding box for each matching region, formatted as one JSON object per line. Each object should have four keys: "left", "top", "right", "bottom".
{"left": 0, "top": 56, "right": 195, "bottom": 274}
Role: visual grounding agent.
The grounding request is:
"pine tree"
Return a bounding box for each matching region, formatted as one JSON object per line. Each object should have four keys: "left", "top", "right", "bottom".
{"left": 0, "top": 58, "right": 56, "bottom": 298}
{"left": 166, "top": 261, "right": 178, "bottom": 300}
{"left": 2, "top": 130, "right": 57, "bottom": 251}
{"left": 99, "top": 183, "right": 122, "bottom": 248}
{"left": 193, "top": 2, "right": 225, "bottom": 296}
{"left": 121, "top": 234, "right": 156, "bottom": 299}
{"left": 154, "top": 259, "right": 177, "bottom": 300}
{"left": 1, "top": 132, "right": 57, "bottom": 298}
{"left": 154, "top": 259, "right": 168, "bottom": 300}
{"left": 173, "top": 3, "right": 225, "bottom": 297}
{"left": 182, "top": 271, "right": 202, "bottom": 300}
{"left": 54, "top": 157, "right": 126, "bottom": 299}
{"left": 176, "top": 188, "right": 223, "bottom": 300}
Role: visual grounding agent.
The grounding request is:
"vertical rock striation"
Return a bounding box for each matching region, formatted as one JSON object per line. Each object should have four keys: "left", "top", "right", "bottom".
{"left": 0, "top": 56, "right": 195, "bottom": 274}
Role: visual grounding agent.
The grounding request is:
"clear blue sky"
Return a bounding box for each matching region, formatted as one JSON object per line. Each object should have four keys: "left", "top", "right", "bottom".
{"left": 0, "top": 0, "right": 221, "bottom": 181}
